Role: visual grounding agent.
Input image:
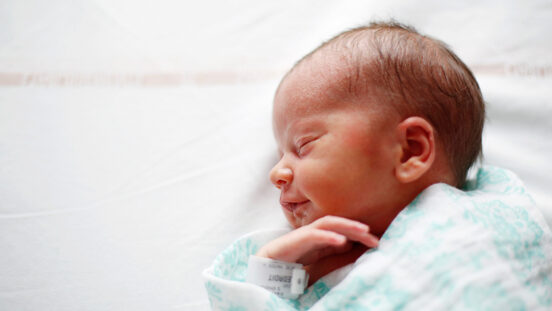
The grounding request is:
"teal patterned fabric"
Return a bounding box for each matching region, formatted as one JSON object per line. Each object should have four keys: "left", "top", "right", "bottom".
{"left": 203, "top": 166, "right": 552, "bottom": 310}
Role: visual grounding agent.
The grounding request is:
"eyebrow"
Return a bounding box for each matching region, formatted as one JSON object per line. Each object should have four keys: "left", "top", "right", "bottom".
{"left": 275, "top": 114, "right": 326, "bottom": 152}
{"left": 287, "top": 117, "right": 325, "bottom": 135}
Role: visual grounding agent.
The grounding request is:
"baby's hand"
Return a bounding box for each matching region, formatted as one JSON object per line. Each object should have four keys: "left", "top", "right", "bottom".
{"left": 256, "top": 216, "right": 379, "bottom": 266}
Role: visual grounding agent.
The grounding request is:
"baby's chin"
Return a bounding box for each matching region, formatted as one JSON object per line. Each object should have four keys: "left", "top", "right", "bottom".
{"left": 284, "top": 210, "right": 319, "bottom": 228}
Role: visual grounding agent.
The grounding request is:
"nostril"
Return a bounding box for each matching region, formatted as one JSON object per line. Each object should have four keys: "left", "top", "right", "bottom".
{"left": 278, "top": 168, "right": 293, "bottom": 186}
{"left": 271, "top": 167, "right": 292, "bottom": 188}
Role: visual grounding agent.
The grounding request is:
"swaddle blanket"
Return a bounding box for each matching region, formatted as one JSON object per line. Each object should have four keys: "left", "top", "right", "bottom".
{"left": 203, "top": 166, "right": 552, "bottom": 310}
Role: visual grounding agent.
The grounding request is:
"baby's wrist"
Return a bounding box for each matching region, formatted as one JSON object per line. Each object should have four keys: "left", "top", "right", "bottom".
{"left": 246, "top": 255, "right": 309, "bottom": 299}
{"left": 255, "top": 247, "right": 270, "bottom": 259}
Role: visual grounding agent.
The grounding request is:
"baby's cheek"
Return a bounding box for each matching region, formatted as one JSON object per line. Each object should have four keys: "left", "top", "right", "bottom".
{"left": 297, "top": 161, "right": 350, "bottom": 213}
{"left": 339, "top": 124, "right": 385, "bottom": 160}
{"left": 340, "top": 126, "right": 364, "bottom": 146}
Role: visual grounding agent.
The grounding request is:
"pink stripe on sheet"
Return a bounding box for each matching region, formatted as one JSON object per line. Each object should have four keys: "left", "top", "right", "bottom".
{"left": 0, "top": 65, "right": 550, "bottom": 87}
{"left": 0, "top": 71, "right": 283, "bottom": 87}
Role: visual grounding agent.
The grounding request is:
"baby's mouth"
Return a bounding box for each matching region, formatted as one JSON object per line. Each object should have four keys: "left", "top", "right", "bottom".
{"left": 280, "top": 200, "right": 309, "bottom": 213}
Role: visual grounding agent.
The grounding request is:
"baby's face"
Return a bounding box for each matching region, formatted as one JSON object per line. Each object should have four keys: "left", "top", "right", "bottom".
{"left": 270, "top": 59, "right": 401, "bottom": 229}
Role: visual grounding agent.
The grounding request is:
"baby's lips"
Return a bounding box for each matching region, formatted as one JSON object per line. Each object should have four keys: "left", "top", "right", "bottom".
{"left": 279, "top": 198, "right": 309, "bottom": 212}
{"left": 279, "top": 194, "right": 308, "bottom": 205}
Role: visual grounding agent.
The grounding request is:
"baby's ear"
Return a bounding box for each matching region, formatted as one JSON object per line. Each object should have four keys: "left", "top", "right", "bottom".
{"left": 394, "top": 117, "right": 436, "bottom": 183}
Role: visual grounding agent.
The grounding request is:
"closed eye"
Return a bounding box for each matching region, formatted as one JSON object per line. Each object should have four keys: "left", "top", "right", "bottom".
{"left": 296, "top": 137, "right": 317, "bottom": 157}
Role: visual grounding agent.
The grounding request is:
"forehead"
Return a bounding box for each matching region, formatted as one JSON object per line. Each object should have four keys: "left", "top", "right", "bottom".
{"left": 272, "top": 55, "right": 398, "bottom": 143}
{"left": 273, "top": 54, "right": 349, "bottom": 121}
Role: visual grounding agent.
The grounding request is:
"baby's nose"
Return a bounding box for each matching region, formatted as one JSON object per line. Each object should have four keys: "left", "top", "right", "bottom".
{"left": 269, "top": 166, "right": 293, "bottom": 189}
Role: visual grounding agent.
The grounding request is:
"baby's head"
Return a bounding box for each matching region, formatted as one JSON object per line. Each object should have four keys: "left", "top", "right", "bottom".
{"left": 269, "top": 22, "right": 484, "bottom": 235}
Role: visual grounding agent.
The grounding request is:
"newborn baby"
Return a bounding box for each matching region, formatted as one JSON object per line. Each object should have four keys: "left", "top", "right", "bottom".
{"left": 257, "top": 21, "right": 483, "bottom": 283}
{"left": 204, "top": 22, "right": 552, "bottom": 310}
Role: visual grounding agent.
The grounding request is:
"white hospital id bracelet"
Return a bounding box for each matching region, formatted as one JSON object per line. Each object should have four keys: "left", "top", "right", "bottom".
{"left": 246, "top": 255, "right": 309, "bottom": 299}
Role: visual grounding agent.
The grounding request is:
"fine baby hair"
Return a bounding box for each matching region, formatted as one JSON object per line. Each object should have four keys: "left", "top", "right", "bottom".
{"left": 290, "top": 21, "right": 485, "bottom": 187}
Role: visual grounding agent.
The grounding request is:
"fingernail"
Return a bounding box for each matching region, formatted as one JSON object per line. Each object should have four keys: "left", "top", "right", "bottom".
{"left": 369, "top": 235, "right": 379, "bottom": 247}
{"left": 357, "top": 223, "right": 369, "bottom": 232}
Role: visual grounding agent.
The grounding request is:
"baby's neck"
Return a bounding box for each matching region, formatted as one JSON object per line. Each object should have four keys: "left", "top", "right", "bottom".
{"left": 304, "top": 243, "right": 368, "bottom": 286}
{"left": 370, "top": 170, "right": 453, "bottom": 237}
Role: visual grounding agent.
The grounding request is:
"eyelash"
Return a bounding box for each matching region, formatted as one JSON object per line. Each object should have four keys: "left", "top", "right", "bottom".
{"left": 296, "top": 137, "right": 315, "bottom": 156}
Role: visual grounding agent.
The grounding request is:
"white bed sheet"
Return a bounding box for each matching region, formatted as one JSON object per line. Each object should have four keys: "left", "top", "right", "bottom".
{"left": 1, "top": 1, "right": 551, "bottom": 310}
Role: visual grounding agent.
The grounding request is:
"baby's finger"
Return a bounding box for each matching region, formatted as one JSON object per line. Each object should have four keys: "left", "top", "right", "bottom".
{"left": 258, "top": 228, "right": 348, "bottom": 263}
{"left": 310, "top": 216, "right": 379, "bottom": 248}
{"left": 298, "top": 241, "right": 353, "bottom": 264}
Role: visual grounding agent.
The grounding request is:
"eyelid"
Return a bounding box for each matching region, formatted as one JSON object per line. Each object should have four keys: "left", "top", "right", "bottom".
{"left": 295, "top": 135, "right": 318, "bottom": 156}
{"left": 296, "top": 136, "right": 315, "bottom": 148}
